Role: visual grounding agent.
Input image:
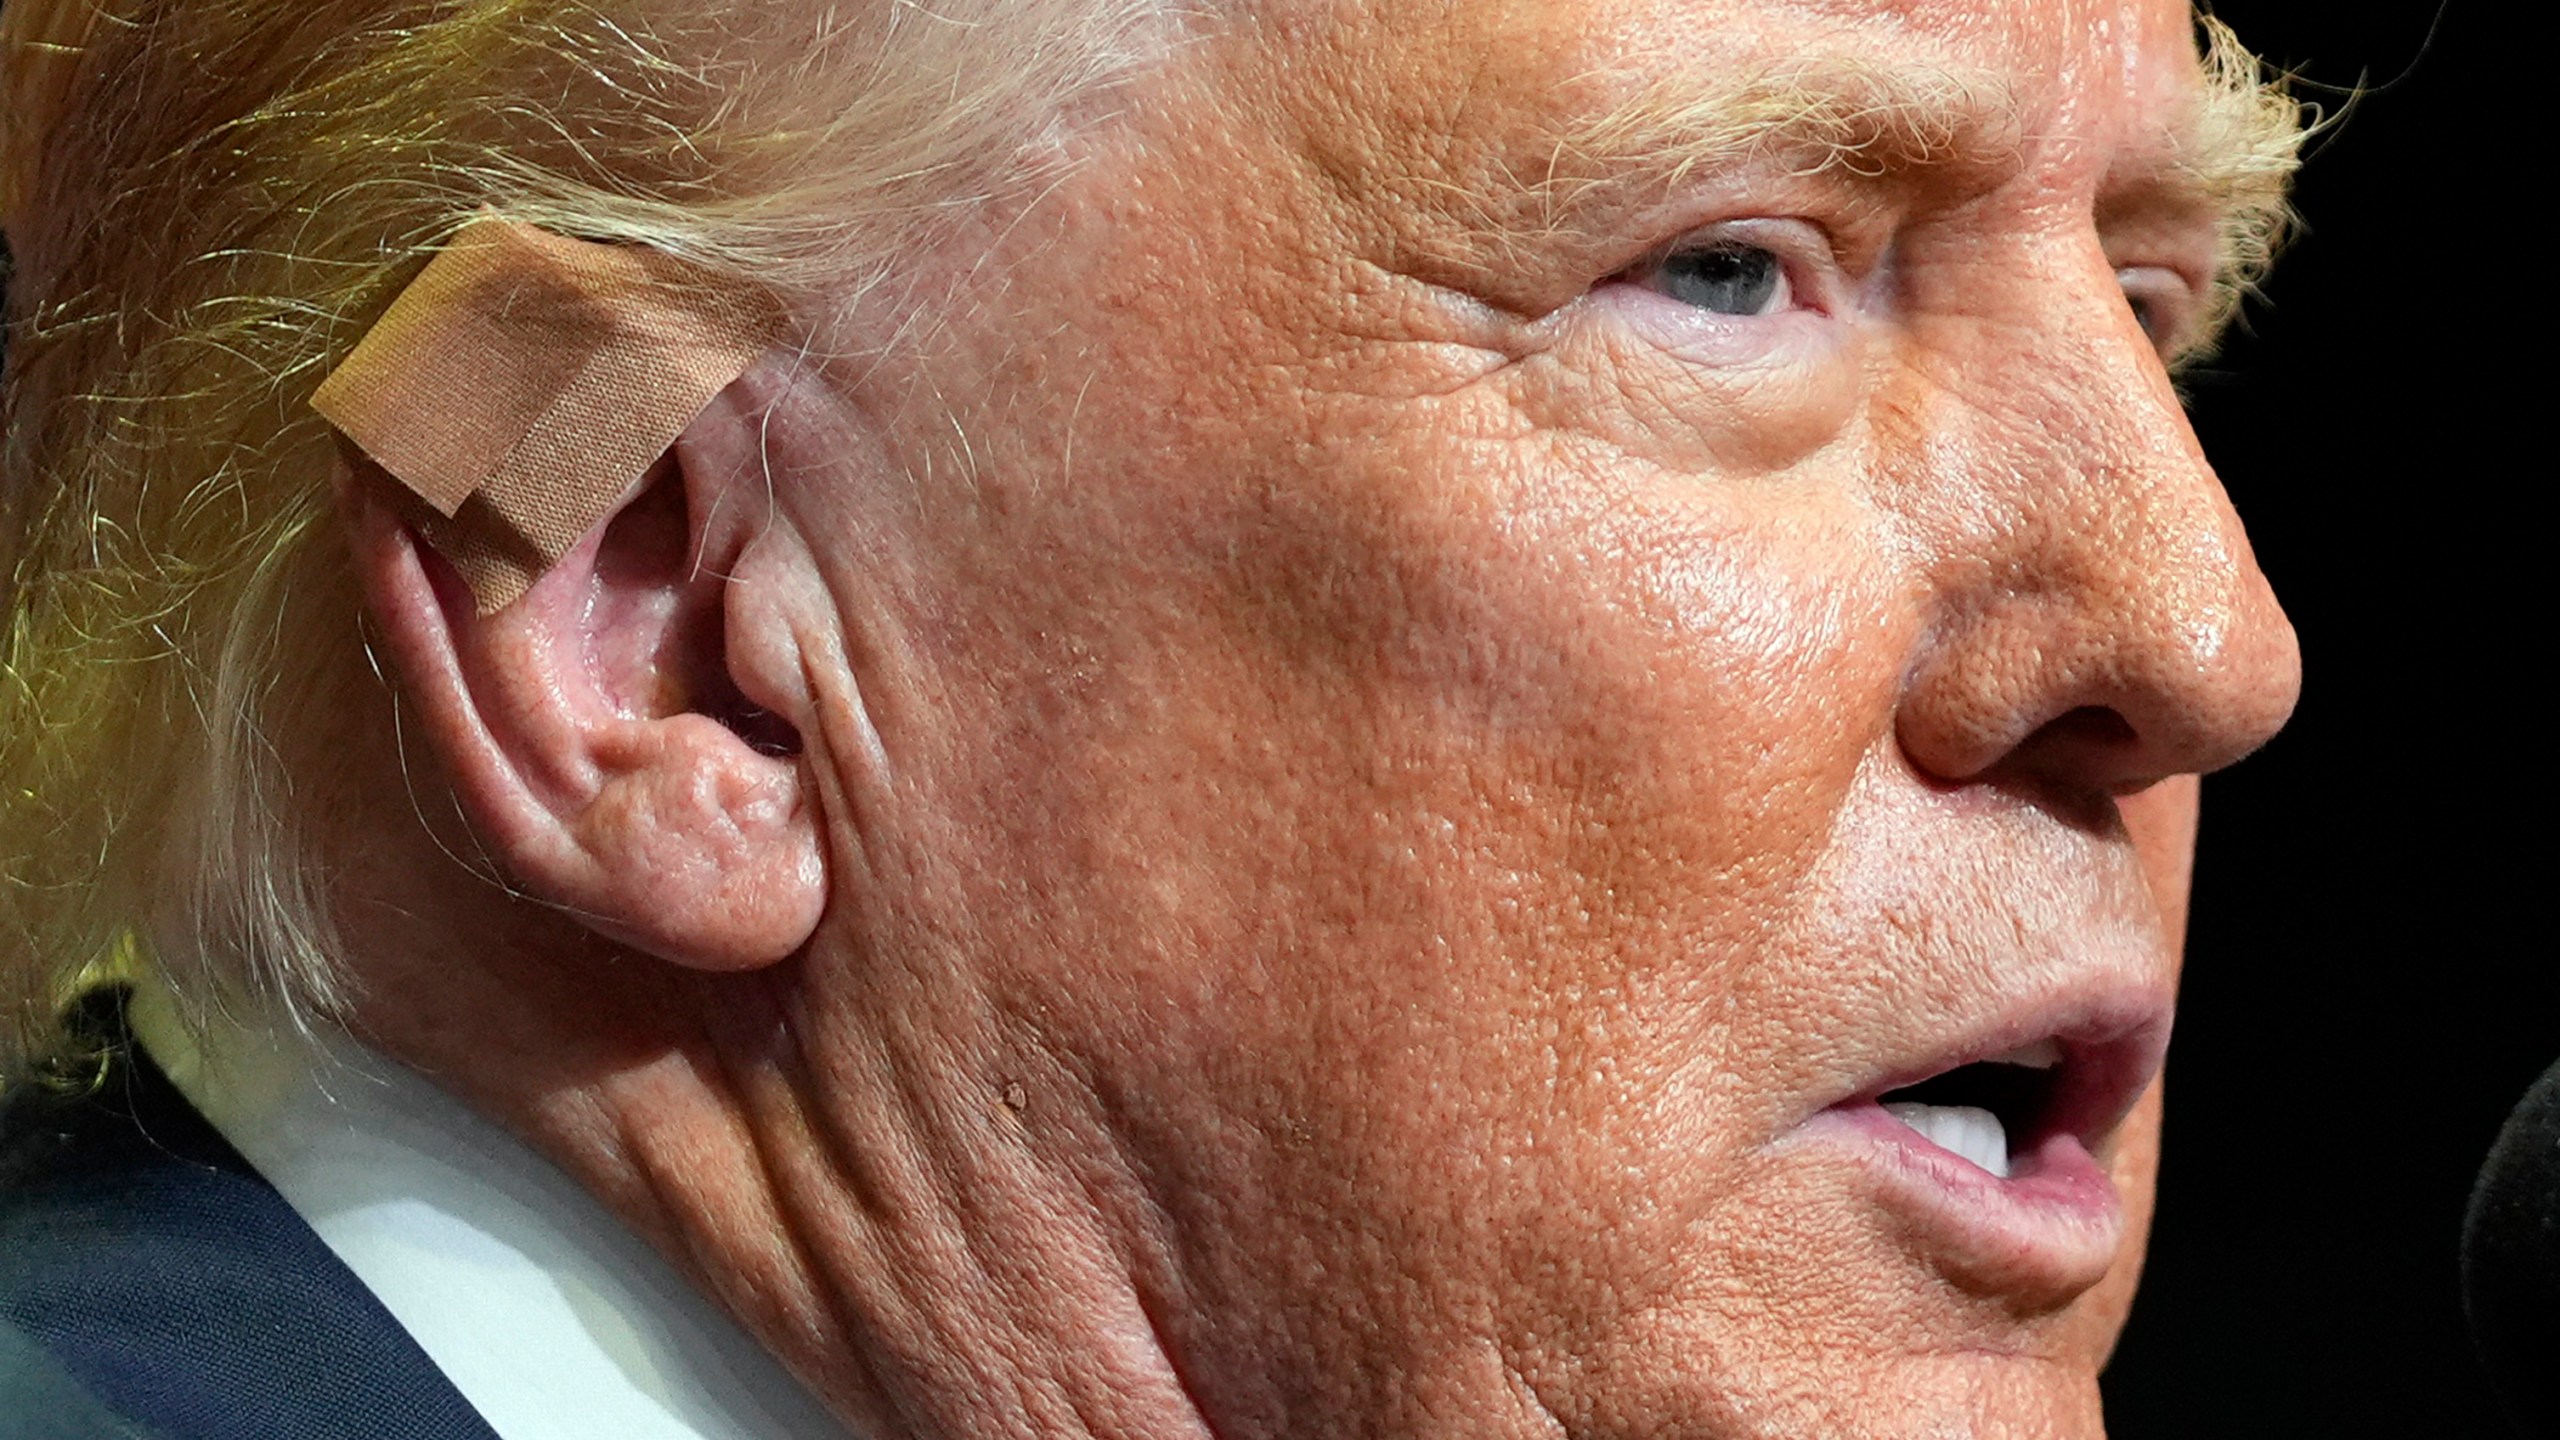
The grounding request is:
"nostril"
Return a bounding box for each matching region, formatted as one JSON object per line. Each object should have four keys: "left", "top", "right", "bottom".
{"left": 2038, "top": 707, "right": 2139, "bottom": 749}
{"left": 1993, "top": 704, "right": 2180, "bottom": 807}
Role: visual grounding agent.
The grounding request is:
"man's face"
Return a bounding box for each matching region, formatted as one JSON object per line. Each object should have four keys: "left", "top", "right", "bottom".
{"left": 773, "top": 0, "right": 2298, "bottom": 1432}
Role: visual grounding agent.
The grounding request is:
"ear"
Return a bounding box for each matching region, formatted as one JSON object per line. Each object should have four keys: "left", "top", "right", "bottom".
{"left": 338, "top": 365, "right": 826, "bottom": 971}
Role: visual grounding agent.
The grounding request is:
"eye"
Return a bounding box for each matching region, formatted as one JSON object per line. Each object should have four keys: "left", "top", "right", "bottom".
{"left": 1643, "top": 241, "right": 1792, "bottom": 317}
{"left": 1590, "top": 219, "right": 1847, "bottom": 366}
{"left": 2116, "top": 266, "right": 2191, "bottom": 352}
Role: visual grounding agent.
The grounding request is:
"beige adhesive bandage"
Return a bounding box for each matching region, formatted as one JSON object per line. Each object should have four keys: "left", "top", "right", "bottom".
{"left": 312, "top": 217, "right": 785, "bottom": 613}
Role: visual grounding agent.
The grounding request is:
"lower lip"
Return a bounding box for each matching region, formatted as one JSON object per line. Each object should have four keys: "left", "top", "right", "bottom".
{"left": 1790, "top": 1101, "right": 2128, "bottom": 1297}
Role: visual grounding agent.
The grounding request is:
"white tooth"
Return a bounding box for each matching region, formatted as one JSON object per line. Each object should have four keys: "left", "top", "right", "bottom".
{"left": 1987, "top": 1038, "right": 2064, "bottom": 1070}
{"left": 1884, "top": 1102, "right": 2011, "bottom": 1179}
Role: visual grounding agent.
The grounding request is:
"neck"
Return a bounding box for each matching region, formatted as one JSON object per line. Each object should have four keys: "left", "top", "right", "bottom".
{"left": 126, "top": 975, "right": 847, "bottom": 1439}
{"left": 336, "top": 913, "right": 1215, "bottom": 1439}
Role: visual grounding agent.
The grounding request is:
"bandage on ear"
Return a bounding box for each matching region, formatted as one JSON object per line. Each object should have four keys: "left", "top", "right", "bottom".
{"left": 312, "top": 217, "right": 784, "bottom": 614}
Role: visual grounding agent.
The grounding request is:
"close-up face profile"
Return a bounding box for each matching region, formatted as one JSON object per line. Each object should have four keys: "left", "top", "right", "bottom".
{"left": 0, "top": 0, "right": 2317, "bottom": 1437}
{"left": 620, "top": 1, "right": 2297, "bottom": 1433}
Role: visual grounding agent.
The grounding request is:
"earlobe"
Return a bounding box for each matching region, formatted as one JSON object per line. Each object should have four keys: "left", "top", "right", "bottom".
{"left": 336, "top": 378, "right": 827, "bottom": 972}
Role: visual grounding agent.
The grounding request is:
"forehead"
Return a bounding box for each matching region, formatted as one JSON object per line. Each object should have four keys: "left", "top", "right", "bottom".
{"left": 1208, "top": 0, "right": 2215, "bottom": 214}
{"left": 1233, "top": 0, "right": 2201, "bottom": 106}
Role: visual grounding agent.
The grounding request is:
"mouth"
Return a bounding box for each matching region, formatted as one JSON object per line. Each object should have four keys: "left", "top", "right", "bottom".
{"left": 1875, "top": 1036, "right": 2068, "bottom": 1181}
{"left": 1860, "top": 1012, "right": 2163, "bottom": 1179}
{"left": 1790, "top": 1001, "right": 2172, "bottom": 1299}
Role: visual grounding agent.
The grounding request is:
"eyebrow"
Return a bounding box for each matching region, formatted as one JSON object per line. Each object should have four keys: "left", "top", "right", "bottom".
{"left": 2170, "top": 16, "right": 2309, "bottom": 349}
{"left": 2174, "top": 15, "right": 2309, "bottom": 214}
{"left": 1506, "top": 26, "right": 2305, "bottom": 345}
{"left": 1535, "top": 37, "right": 2297, "bottom": 221}
{"left": 1376, "top": 58, "right": 2019, "bottom": 304}
{"left": 1544, "top": 56, "right": 2023, "bottom": 197}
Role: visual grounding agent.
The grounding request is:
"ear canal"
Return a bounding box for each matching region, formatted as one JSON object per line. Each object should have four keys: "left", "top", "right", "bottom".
{"left": 587, "top": 459, "right": 802, "bottom": 757}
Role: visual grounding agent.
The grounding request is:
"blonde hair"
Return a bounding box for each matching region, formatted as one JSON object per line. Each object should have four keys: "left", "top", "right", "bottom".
{"left": 0, "top": 0, "right": 1161, "bottom": 1080}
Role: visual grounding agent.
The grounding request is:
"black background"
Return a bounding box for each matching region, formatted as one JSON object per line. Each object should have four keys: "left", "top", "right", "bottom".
{"left": 2103, "top": 5, "right": 2545, "bottom": 1438}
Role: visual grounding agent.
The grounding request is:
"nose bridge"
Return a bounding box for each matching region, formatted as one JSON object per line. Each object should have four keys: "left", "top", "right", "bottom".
{"left": 1892, "top": 259, "right": 2301, "bottom": 792}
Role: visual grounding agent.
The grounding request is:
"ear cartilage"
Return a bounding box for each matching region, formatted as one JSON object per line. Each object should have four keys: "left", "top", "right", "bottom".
{"left": 311, "top": 217, "right": 785, "bottom": 614}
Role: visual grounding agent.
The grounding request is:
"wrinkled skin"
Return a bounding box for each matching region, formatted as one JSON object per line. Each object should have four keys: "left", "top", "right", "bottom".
{"left": 337, "top": 0, "right": 2301, "bottom": 1436}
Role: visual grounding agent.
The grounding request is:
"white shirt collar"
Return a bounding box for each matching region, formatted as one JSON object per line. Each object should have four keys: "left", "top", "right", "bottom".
{"left": 128, "top": 985, "right": 852, "bottom": 1440}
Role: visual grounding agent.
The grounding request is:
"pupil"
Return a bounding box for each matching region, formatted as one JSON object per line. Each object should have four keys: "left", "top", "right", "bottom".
{"left": 1663, "top": 244, "right": 1781, "bottom": 315}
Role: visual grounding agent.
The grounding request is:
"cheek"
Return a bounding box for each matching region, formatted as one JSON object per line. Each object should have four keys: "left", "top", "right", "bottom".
{"left": 1189, "top": 415, "right": 1908, "bottom": 1003}
{"left": 2120, "top": 775, "right": 2201, "bottom": 954}
{"left": 2061, "top": 774, "right": 2195, "bottom": 1362}
{"left": 911, "top": 393, "right": 1919, "bottom": 1357}
{"left": 2073, "top": 1081, "right": 2164, "bottom": 1366}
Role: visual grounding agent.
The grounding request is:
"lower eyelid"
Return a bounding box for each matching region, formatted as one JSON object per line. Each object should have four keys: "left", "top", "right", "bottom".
{"left": 1586, "top": 278, "right": 1842, "bottom": 366}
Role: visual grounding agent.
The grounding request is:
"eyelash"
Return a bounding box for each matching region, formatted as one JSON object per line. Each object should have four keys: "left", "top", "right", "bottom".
{"left": 1623, "top": 219, "right": 1841, "bottom": 317}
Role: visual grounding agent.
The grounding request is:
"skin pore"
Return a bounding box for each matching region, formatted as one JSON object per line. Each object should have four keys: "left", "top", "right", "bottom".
{"left": 324, "top": 0, "right": 2300, "bottom": 1436}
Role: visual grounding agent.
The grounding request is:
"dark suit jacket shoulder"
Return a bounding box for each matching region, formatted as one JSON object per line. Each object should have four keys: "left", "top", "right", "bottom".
{"left": 0, "top": 994, "right": 498, "bottom": 1440}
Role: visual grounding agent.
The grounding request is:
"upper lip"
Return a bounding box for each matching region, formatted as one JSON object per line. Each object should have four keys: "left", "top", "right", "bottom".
{"left": 1770, "top": 786, "right": 2187, "bottom": 1160}
{"left": 1821, "top": 990, "right": 2174, "bottom": 1149}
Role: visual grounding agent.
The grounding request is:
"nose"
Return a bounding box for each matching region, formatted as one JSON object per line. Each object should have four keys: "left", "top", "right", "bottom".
{"left": 1888, "top": 261, "right": 2303, "bottom": 798}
